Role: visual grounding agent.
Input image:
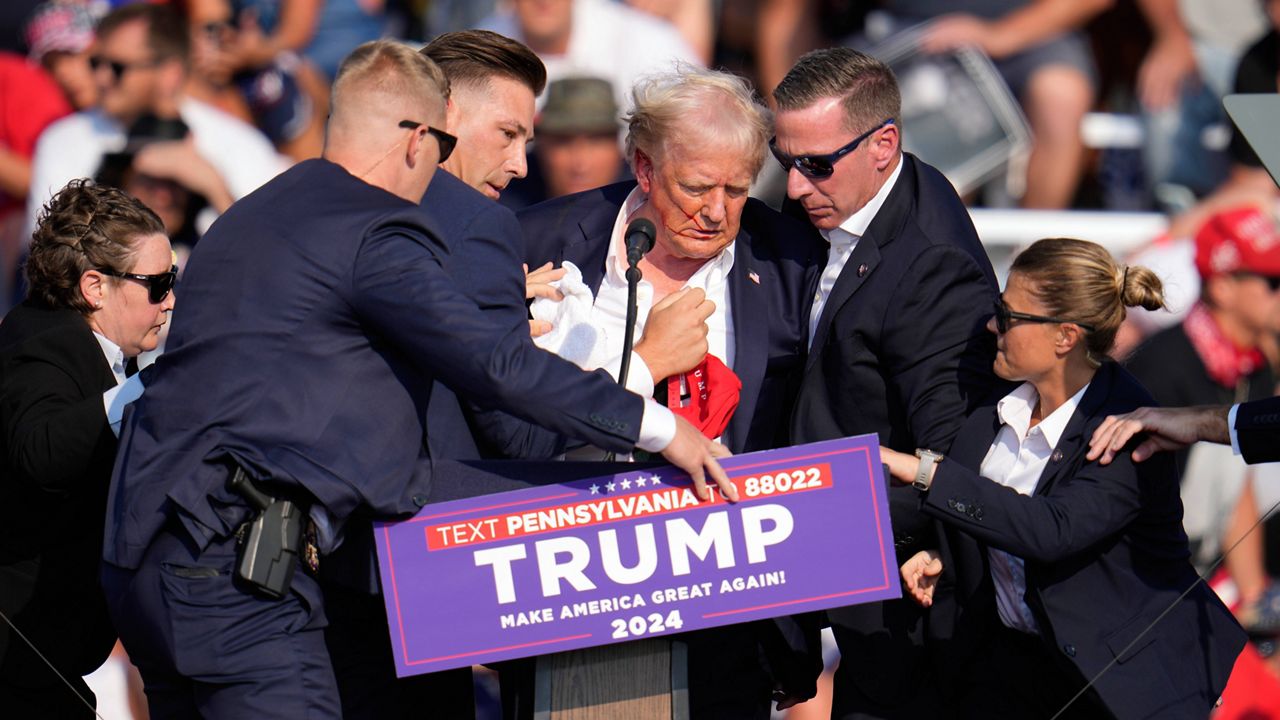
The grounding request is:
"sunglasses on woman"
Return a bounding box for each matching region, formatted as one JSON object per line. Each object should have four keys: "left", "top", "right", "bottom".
{"left": 99, "top": 264, "right": 178, "bottom": 304}
{"left": 768, "top": 118, "right": 895, "bottom": 178}
{"left": 993, "top": 299, "right": 1094, "bottom": 334}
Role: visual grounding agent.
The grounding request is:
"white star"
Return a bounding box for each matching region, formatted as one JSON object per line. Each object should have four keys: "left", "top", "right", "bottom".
{"left": 589, "top": 484, "right": 600, "bottom": 495}
{"left": 605, "top": 481, "right": 616, "bottom": 492}
{"left": 634, "top": 476, "right": 647, "bottom": 488}
{"left": 649, "top": 474, "right": 662, "bottom": 486}
{"left": 620, "top": 478, "right": 632, "bottom": 490}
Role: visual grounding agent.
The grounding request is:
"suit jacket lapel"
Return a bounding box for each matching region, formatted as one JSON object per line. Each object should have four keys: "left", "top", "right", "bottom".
{"left": 565, "top": 195, "right": 622, "bottom": 294}
{"left": 722, "top": 230, "right": 767, "bottom": 452}
{"left": 804, "top": 156, "right": 917, "bottom": 371}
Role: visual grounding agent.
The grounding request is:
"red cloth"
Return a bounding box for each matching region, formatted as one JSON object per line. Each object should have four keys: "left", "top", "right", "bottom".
{"left": 665, "top": 354, "right": 740, "bottom": 440}
{"left": 0, "top": 53, "right": 72, "bottom": 216}
{"left": 1211, "top": 572, "right": 1280, "bottom": 720}
{"left": 1182, "top": 301, "right": 1266, "bottom": 390}
{"left": 1194, "top": 206, "right": 1280, "bottom": 278}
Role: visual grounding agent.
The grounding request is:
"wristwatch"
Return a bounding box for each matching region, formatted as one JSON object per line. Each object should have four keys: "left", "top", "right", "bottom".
{"left": 913, "top": 449, "right": 944, "bottom": 491}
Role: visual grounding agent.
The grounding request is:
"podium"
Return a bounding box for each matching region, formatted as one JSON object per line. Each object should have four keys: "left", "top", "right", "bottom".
{"left": 533, "top": 639, "right": 688, "bottom": 719}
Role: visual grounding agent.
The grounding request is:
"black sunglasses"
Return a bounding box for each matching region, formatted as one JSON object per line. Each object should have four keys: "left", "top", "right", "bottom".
{"left": 399, "top": 120, "right": 457, "bottom": 163}
{"left": 769, "top": 118, "right": 895, "bottom": 178}
{"left": 99, "top": 264, "right": 178, "bottom": 304}
{"left": 993, "top": 299, "right": 1094, "bottom": 334}
{"left": 89, "top": 55, "right": 161, "bottom": 84}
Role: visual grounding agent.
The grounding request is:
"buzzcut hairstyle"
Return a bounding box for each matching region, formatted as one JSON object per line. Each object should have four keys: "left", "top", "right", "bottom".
{"left": 331, "top": 40, "right": 450, "bottom": 120}
{"left": 25, "top": 179, "right": 165, "bottom": 314}
{"left": 96, "top": 3, "right": 190, "bottom": 66}
{"left": 421, "top": 30, "right": 547, "bottom": 96}
{"left": 624, "top": 63, "right": 773, "bottom": 178}
{"left": 773, "top": 47, "right": 901, "bottom": 136}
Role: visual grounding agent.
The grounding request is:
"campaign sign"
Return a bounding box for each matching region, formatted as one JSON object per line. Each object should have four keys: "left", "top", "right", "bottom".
{"left": 374, "top": 435, "right": 898, "bottom": 676}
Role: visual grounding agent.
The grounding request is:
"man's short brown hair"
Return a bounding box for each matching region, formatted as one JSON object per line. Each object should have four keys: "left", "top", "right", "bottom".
{"left": 96, "top": 3, "right": 189, "bottom": 66}
{"left": 421, "top": 30, "right": 546, "bottom": 96}
{"left": 773, "top": 48, "right": 900, "bottom": 135}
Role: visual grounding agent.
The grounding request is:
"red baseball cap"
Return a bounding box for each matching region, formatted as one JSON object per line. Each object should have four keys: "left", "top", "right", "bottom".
{"left": 1194, "top": 206, "right": 1280, "bottom": 279}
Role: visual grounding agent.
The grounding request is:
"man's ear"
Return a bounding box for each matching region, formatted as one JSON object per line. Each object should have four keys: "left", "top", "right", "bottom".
{"left": 871, "top": 123, "right": 899, "bottom": 170}
{"left": 634, "top": 150, "right": 654, "bottom": 194}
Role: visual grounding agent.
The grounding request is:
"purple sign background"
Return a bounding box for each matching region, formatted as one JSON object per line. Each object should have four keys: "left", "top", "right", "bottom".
{"left": 374, "top": 434, "right": 898, "bottom": 675}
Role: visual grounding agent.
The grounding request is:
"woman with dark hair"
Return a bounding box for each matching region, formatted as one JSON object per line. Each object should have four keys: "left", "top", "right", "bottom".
{"left": 0, "top": 179, "right": 175, "bottom": 716}
{"left": 880, "top": 238, "right": 1247, "bottom": 719}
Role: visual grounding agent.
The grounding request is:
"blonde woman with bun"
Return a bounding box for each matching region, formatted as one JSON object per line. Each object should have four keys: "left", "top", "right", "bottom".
{"left": 880, "top": 238, "right": 1246, "bottom": 719}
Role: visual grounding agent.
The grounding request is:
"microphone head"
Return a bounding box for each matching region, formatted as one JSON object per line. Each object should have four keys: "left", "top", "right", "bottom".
{"left": 625, "top": 218, "right": 656, "bottom": 254}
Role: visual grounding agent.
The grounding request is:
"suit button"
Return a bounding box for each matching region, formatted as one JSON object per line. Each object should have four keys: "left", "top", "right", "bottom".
{"left": 1063, "top": 644, "right": 1076, "bottom": 657}
{"left": 947, "top": 499, "right": 957, "bottom": 509}
{"left": 974, "top": 507, "right": 983, "bottom": 521}
{"left": 955, "top": 502, "right": 966, "bottom": 513}
{"left": 412, "top": 493, "right": 429, "bottom": 507}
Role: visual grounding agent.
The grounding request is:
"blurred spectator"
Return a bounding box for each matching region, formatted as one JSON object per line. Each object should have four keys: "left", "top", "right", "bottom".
{"left": 1135, "top": 0, "right": 1266, "bottom": 202}
{"left": 95, "top": 115, "right": 230, "bottom": 256}
{"left": 502, "top": 76, "right": 627, "bottom": 209}
{"left": 182, "top": 0, "right": 327, "bottom": 160}
{"left": 24, "top": 0, "right": 105, "bottom": 111}
{"left": 624, "top": 0, "right": 714, "bottom": 64}
{"left": 862, "top": 0, "right": 1111, "bottom": 209}
{"left": 0, "top": 0, "right": 45, "bottom": 55}
{"left": 25, "top": 3, "right": 287, "bottom": 245}
{"left": 1168, "top": 0, "right": 1280, "bottom": 239}
{"left": 1126, "top": 206, "right": 1280, "bottom": 636}
{"left": 0, "top": 51, "right": 73, "bottom": 309}
{"left": 479, "top": 0, "right": 701, "bottom": 113}
{"left": 753, "top": 0, "right": 821, "bottom": 102}
{"left": 231, "top": 0, "right": 384, "bottom": 82}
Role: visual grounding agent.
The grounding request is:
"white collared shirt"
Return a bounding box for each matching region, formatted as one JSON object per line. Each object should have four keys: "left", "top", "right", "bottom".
{"left": 94, "top": 331, "right": 145, "bottom": 437}
{"left": 980, "top": 380, "right": 1090, "bottom": 635}
{"left": 808, "top": 157, "right": 903, "bottom": 346}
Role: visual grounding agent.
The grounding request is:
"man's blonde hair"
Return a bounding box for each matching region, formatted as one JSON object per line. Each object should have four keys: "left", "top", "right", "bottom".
{"left": 624, "top": 64, "right": 772, "bottom": 178}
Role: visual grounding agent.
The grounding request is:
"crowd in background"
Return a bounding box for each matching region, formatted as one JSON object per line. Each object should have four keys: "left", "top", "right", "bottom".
{"left": 4, "top": 0, "right": 1280, "bottom": 718}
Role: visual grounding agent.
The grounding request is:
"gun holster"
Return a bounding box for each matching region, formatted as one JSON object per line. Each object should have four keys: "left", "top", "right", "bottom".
{"left": 228, "top": 466, "right": 305, "bottom": 599}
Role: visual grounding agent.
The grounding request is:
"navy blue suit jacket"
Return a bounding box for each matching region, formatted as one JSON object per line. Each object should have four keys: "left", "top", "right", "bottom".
{"left": 1236, "top": 396, "right": 1280, "bottom": 464}
{"left": 518, "top": 182, "right": 824, "bottom": 454}
{"left": 926, "top": 362, "right": 1246, "bottom": 720}
{"left": 104, "top": 159, "right": 647, "bottom": 569}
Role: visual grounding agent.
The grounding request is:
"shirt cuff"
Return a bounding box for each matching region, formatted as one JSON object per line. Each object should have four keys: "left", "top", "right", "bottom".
{"left": 103, "top": 373, "right": 145, "bottom": 437}
{"left": 636, "top": 399, "right": 677, "bottom": 453}
{"left": 1229, "top": 403, "right": 1241, "bottom": 455}
{"left": 601, "top": 351, "right": 656, "bottom": 398}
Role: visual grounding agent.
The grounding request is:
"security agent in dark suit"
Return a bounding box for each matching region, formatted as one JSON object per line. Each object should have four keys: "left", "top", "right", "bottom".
{"left": 318, "top": 31, "right": 553, "bottom": 719}
{"left": 1, "top": 181, "right": 174, "bottom": 717}
{"left": 885, "top": 239, "right": 1245, "bottom": 720}
{"left": 516, "top": 65, "right": 825, "bottom": 718}
{"left": 770, "top": 48, "right": 1001, "bottom": 717}
{"left": 99, "top": 41, "right": 733, "bottom": 720}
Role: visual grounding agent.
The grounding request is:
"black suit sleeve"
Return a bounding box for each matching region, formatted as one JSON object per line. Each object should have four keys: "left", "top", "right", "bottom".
{"left": 1236, "top": 396, "right": 1280, "bottom": 464}
{"left": 1, "top": 342, "right": 114, "bottom": 494}
{"left": 350, "top": 220, "right": 645, "bottom": 453}
{"left": 882, "top": 244, "right": 996, "bottom": 452}
{"left": 921, "top": 446, "right": 1161, "bottom": 564}
{"left": 448, "top": 207, "right": 566, "bottom": 459}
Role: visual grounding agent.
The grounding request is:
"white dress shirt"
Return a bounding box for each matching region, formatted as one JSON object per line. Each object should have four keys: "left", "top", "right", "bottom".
{"left": 94, "top": 332, "right": 145, "bottom": 437}
{"left": 808, "top": 158, "right": 903, "bottom": 345}
{"left": 979, "top": 381, "right": 1090, "bottom": 635}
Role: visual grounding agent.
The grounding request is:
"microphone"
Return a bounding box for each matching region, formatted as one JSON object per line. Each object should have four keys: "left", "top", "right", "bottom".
{"left": 624, "top": 218, "right": 656, "bottom": 270}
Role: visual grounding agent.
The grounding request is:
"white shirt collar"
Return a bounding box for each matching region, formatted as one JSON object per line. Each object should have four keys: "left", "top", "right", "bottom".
{"left": 605, "top": 186, "right": 736, "bottom": 289}
{"left": 93, "top": 331, "right": 127, "bottom": 384}
{"left": 996, "top": 381, "right": 1090, "bottom": 448}
{"left": 822, "top": 155, "right": 904, "bottom": 246}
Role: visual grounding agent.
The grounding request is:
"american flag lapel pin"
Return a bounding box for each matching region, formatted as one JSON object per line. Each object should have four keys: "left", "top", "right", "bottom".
{"left": 748, "top": 270, "right": 760, "bottom": 285}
